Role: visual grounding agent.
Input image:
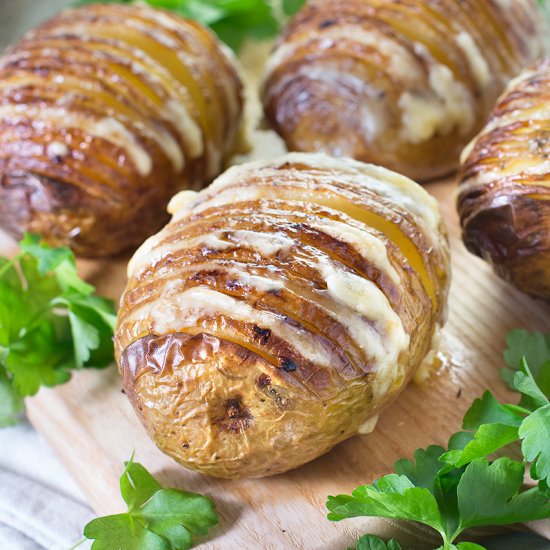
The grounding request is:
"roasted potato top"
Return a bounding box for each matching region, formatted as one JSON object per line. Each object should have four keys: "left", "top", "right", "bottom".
{"left": 0, "top": 4, "right": 243, "bottom": 256}
{"left": 262, "top": 0, "right": 544, "bottom": 181}
{"left": 458, "top": 58, "right": 550, "bottom": 301}
{"left": 116, "top": 153, "right": 450, "bottom": 478}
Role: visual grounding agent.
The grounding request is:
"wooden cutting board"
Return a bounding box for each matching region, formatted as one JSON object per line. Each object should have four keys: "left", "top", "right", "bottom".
{"left": 0, "top": 175, "right": 547, "bottom": 549}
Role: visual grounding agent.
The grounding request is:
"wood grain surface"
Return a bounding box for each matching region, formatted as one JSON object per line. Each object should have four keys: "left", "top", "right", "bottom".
{"left": 1, "top": 176, "right": 546, "bottom": 549}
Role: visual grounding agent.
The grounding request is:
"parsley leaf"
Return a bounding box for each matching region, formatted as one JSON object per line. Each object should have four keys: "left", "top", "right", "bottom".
{"left": 327, "top": 475, "right": 445, "bottom": 536}
{"left": 457, "top": 457, "right": 550, "bottom": 529}
{"left": 519, "top": 404, "right": 550, "bottom": 484}
{"left": 84, "top": 456, "right": 218, "bottom": 550}
{"left": 513, "top": 359, "right": 550, "bottom": 410}
{"left": 121, "top": 460, "right": 163, "bottom": 513}
{"left": 502, "top": 329, "right": 550, "bottom": 394}
{"left": 19, "top": 233, "right": 74, "bottom": 275}
{"left": 142, "top": 489, "right": 218, "bottom": 547}
{"left": 0, "top": 234, "right": 116, "bottom": 426}
{"left": 462, "top": 391, "right": 525, "bottom": 429}
{"left": 84, "top": 515, "right": 169, "bottom": 550}
{"left": 394, "top": 445, "right": 446, "bottom": 493}
{"left": 282, "top": 0, "right": 305, "bottom": 16}
{"left": 0, "top": 367, "right": 24, "bottom": 426}
{"left": 352, "top": 535, "right": 402, "bottom": 550}
{"left": 444, "top": 423, "right": 519, "bottom": 468}
{"left": 440, "top": 392, "right": 525, "bottom": 468}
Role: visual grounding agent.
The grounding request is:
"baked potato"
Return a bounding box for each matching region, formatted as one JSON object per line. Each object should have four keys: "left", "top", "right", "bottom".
{"left": 115, "top": 153, "right": 450, "bottom": 478}
{"left": 458, "top": 59, "right": 550, "bottom": 301}
{"left": 0, "top": 4, "right": 244, "bottom": 257}
{"left": 261, "top": 0, "right": 544, "bottom": 181}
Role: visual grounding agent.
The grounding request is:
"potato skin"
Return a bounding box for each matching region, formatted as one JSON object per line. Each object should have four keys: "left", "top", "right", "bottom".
{"left": 458, "top": 59, "right": 550, "bottom": 301}
{"left": 0, "top": 4, "right": 243, "bottom": 257}
{"left": 261, "top": 0, "right": 543, "bottom": 181}
{"left": 116, "top": 153, "right": 450, "bottom": 478}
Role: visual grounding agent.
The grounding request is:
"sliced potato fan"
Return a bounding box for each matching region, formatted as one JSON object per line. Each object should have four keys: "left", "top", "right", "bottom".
{"left": 261, "top": 0, "right": 544, "bottom": 181}
{"left": 115, "top": 153, "right": 450, "bottom": 478}
{"left": 458, "top": 59, "right": 550, "bottom": 301}
{"left": 0, "top": 4, "right": 244, "bottom": 256}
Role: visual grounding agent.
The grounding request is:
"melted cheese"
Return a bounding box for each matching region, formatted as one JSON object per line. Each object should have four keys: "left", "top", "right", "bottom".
{"left": 168, "top": 190, "right": 199, "bottom": 220}
{"left": 1, "top": 73, "right": 185, "bottom": 172}
{"left": 399, "top": 57, "right": 474, "bottom": 143}
{"left": 229, "top": 230, "right": 294, "bottom": 257}
{"left": 189, "top": 185, "right": 436, "bottom": 308}
{"left": 165, "top": 99, "right": 204, "bottom": 159}
{"left": 226, "top": 269, "right": 285, "bottom": 292}
{"left": 207, "top": 154, "right": 442, "bottom": 237}
{"left": 318, "top": 259, "right": 409, "bottom": 366}
{"left": 305, "top": 219, "right": 400, "bottom": 285}
{"left": 413, "top": 325, "right": 442, "bottom": 384}
{"left": 46, "top": 141, "right": 69, "bottom": 159}
{"left": 295, "top": 67, "right": 388, "bottom": 143}
{"left": 264, "top": 25, "right": 422, "bottom": 84}
{"left": 0, "top": 105, "right": 153, "bottom": 176}
{"left": 126, "top": 232, "right": 407, "bottom": 375}
{"left": 357, "top": 414, "right": 379, "bottom": 435}
{"left": 455, "top": 32, "right": 491, "bottom": 90}
{"left": 151, "top": 286, "right": 333, "bottom": 368}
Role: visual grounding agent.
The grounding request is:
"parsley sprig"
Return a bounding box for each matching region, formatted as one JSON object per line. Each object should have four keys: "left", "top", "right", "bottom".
{"left": 83, "top": 455, "right": 218, "bottom": 549}
{"left": 74, "top": 0, "right": 306, "bottom": 51}
{"left": 353, "top": 535, "right": 403, "bottom": 550}
{"left": 0, "top": 234, "right": 116, "bottom": 427}
{"left": 327, "top": 330, "right": 550, "bottom": 550}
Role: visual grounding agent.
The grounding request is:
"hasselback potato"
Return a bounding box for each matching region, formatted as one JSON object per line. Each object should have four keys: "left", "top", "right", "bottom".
{"left": 458, "top": 59, "right": 550, "bottom": 301}
{"left": 261, "top": 0, "right": 544, "bottom": 181}
{"left": 116, "top": 153, "right": 450, "bottom": 478}
{"left": 0, "top": 4, "right": 244, "bottom": 256}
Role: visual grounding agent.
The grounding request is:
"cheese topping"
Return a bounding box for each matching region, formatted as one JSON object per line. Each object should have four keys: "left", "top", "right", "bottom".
{"left": 264, "top": 25, "right": 422, "bottom": 84}
{"left": 201, "top": 154, "right": 442, "bottom": 237}
{"left": 151, "top": 286, "right": 334, "bottom": 368}
{"left": 229, "top": 230, "right": 294, "bottom": 257}
{"left": 399, "top": 46, "right": 474, "bottom": 143}
{"left": 455, "top": 32, "right": 491, "bottom": 90}
{"left": 120, "top": 154, "right": 448, "bottom": 409}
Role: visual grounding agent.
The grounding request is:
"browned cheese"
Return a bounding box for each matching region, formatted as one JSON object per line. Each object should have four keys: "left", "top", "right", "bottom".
{"left": 262, "top": 0, "right": 544, "bottom": 181}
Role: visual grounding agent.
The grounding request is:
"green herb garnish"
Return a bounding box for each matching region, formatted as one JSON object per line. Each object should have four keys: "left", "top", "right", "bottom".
{"left": 0, "top": 233, "right": 116, "bottom": 426}
{"left": 352, "top": 535, "right": 403, "bottom": 550}
{"left": 83, "top": 455, "right": 218, "bottom": 549}
{"left": 74, "top": 0, "right": 306, "bottom": 51}
{"left": 328, "top": 330, "right": 550, "bottom": 550}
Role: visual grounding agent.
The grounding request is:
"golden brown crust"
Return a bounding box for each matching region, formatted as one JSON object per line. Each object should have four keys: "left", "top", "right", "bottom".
{"left": 120, "top": 332, "right": 367, "bottom": 478}
{"left": 115, "top": 153, "right": 450, "bottom": 478}
{"left": 261, "top": 0, "right": 543, "bottom": 181}
{"left": 458, "top": 58, "right": 550, "bottom": 300}
{"left": 0, "top": 4, "right": 243, "bottom": 256}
